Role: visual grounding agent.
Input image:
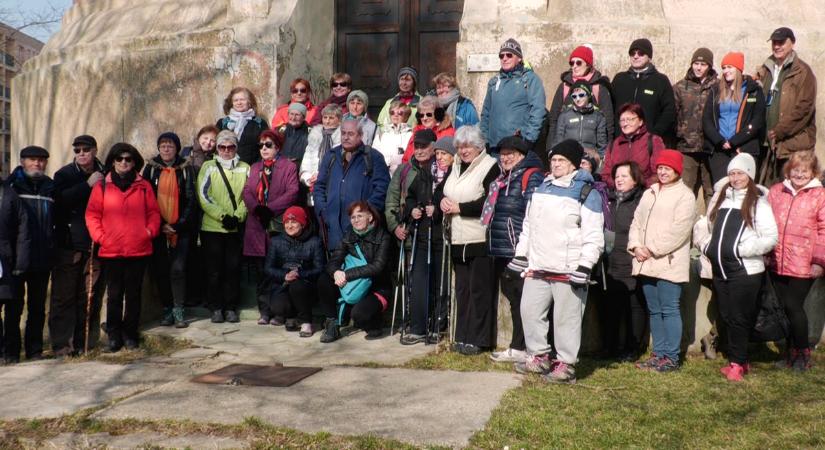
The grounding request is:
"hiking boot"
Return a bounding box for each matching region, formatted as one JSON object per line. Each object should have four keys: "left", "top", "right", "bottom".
{"left": 490, "top": 348, "right": 528, "bottom": 363}
{"left": 721, "top": 362, "right": 746, "bottom": 381}
{"left": 159, "top": 308, "right": 174, "bottom": 326}
{"left": 451, "top": 342, "right": 465, "bottom": 353}
{"left": 284, "top": 318, "right": 300, "bottom": 332}
{"left": 653, "top": 356, "right": 680, "bottom": 373}
{"left": 104, "top": 340, "right": 123, "bottom": 353}
{"left": 270, "top": 316, "right": 285, "bottom": 326}
{"left": 225, "top": 310, "right": 240, "bottom": 323}
{"left": 400, "top": 333, "right": 426, "bottom": 345}
{"left": 173, "top": 307, "right": 188, "bottom": 328}
{"left": 124, "top": 339, "right": 139, "bottom": 350}
{"left": 514, "top": 353, "right": 552, "bottom": 374}
{"left": 459, "top": 343, "right": 483, "bottom": 355}
{"left": 635, "top": 354, "right": 660, "bottom": 370}
{"left": 776, "top": 348, "right": 798, "bottom": 369}
{"left": 365, "top": 329, "right": 384, "bottom": 340}
{"left": 320, "top": 319, "right": 340, "bottom": 343}
{"left": 299, "top": 323, "right": 314, "bottom": 338}
{"left": 543, "top": 361, "right": 576, "bottom": 384}
{"left": 701, "top": 334, "right": 717, "bottom": 360}
{"left": 257, "top": 315, "right": 270, "bottom": 325}
{"left": 211, "top": 310, "right": 224, "bottom": 323}
{"left": 793, "top": 348, "right": 812, "bottom": 372}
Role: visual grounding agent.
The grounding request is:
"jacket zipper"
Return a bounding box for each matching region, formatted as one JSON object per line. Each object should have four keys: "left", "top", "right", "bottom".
{"left": 716, "top": 209, "right": 731, "bottom": 280}
{"left": 779, "top": 192, "right": 800, "bottom": 275}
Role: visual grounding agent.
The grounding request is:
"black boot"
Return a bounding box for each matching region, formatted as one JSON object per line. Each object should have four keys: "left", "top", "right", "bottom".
{"left": 320, "top": 318, "right": 340, "bottom": 343}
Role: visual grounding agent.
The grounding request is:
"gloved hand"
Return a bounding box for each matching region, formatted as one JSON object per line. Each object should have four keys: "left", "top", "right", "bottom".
{"left": 568, "top": 265, "right": 591, "bottom": 289}
{"left": 255, "top": 205, "right": 274, "bottom": 222}
{"left": 507, "top": 256, "right": 528, "bottom": 274}
{"left": 221, "top": 215, "right": 240, "bottom": 230}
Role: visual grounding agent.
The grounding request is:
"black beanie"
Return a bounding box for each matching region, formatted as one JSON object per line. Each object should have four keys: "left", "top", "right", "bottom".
{"left": 629, "top": 38, "right": 653, "bottom": 58}
{"left": 497, "top": 136, "right": 530, "bottom": 155}
{"left": 157, "top": 131, "right": 181, "bottom": 153}
{"left": 549, "top": 139, "right": 584, "bottom": 167}
{"left": 570, "top": 80, "right": 592, "bottom": 97}
{"left": 499, "top": 38, "right": 523, "bottom": 58}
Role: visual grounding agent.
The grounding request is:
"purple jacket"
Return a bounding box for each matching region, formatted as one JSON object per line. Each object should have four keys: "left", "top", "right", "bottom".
{"left": 242, "top": 157, "right": 299, "bottom": 257}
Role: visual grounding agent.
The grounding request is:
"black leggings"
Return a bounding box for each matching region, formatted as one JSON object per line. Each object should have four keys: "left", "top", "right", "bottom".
{"left": 270, "top": 279, "right": 316, "bottom": 323}
{"left": 771, "top": 273, "right": 815, "bottom": 349}
{"left": 602, "top": 274, "right": 648, "bottom": 355}
{"left": 318, "top": 272, "right": 385, "bottom": 331}
{"left": 453, "top": 254, "right": 497, "bottom": 348}
{"left": 104, "top": 257, "right": 148, "bottom": 343}
{"left": 496, "top": 258, "right": 525, "bottom": 351}
{"left": 201, "top": 231, "right": 242, "bottom": 312}
{"left": 714, "top": 273, "right": 762, "bottom": 364}
{"left": 150, "top": 233, "right": 191, "bottom": 309}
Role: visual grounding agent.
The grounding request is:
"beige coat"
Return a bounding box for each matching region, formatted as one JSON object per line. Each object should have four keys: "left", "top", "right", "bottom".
{"left": 628, "top": 180, "right": 696, "bottom": 283}
{"left": 443, "top": 151, "right": 497, "bottom": 245}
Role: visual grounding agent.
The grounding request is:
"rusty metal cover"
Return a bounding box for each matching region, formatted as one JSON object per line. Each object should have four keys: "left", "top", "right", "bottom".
{"left": 192, "top": 364, "right": 322, "bottom": 387}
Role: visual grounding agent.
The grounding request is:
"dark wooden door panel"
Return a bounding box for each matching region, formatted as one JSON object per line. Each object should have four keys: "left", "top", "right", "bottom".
{"left": 416, "top": 31, "right": 459, "bottom": 92}
{"left": 342, "top": 0, "right": 401, "bottom": 26}
{"left": 342, "top": 32, "right": 399, "bottom": 117}
{"left": 417, "top": 0, "right": 463, "bottom": 23}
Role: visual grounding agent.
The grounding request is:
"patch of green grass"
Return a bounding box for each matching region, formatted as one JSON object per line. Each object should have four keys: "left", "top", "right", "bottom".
{"left": 67, "top": 334, "right": 193, "bottom": 365}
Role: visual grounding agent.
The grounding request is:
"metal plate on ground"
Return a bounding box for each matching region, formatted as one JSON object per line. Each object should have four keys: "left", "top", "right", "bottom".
{"left": 191, "top": 364, "right": 322, "bottom": 387}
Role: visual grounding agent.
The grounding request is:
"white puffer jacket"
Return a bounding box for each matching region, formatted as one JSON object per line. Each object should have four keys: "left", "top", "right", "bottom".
{"left": 300, "top": 125, "right": 341, "bottom": 186}
{"left": 373, "top": 123, "right": 412, "bottom": 175}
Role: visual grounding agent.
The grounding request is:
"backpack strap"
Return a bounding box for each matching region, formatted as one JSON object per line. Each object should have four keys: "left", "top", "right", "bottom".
{"left": 398, "top": 162, "right": 414, "bottom": 220}
{"left": 578, "top": 183, "right": 593, "bottom": 205}
{"left": 363, "top": 147, "right": 373, "bottom": 177}
{"left": 521, "top": 167, "right": 541, "bottom": 193}
{"left": 214, "top": 162, "right": 238, "bottom": 212}
{"left": 647, "top": 133, "right": 654, "bottom": 156}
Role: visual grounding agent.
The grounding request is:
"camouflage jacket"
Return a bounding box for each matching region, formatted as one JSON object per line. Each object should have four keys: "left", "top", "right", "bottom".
{"left": 673, "top": 68, "right": 717, "bottom": 153}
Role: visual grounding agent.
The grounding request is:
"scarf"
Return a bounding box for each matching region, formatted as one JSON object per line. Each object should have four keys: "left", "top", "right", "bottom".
{"left": 320, "top": 127, "right": 336, "bottom": 162}
{"left": 256, "top": 158, "right": 276, "bottom": 205}
{"left": 218, "top": 154, "right": 239, "bottom": 170}
{"left": 430, "top": 159, "right": 447, "bottom": 190}
{"left": 439, "top": 88, "right": 461, "bottom": 124}
{"left": 157, "top": 167, "right": 180, "bottom": 247}
{"left": 110, "top": 171, "right": 135, "bottom": 192}
{"left": 226, "top": 108, "right": 256, "bottom": 137}
{"left": 353, "top": 223, "right": 375, "bottom": 237}
{"left": 480, "top": 166, "right": 524, "bottom": 226}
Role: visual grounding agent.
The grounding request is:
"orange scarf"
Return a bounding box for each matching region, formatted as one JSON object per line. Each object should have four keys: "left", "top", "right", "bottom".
{"left": 157, "top": 167, "right": 180, "bottom": 247}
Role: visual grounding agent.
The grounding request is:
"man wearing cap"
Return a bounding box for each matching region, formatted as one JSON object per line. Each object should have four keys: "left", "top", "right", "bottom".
{"left": 510, "top": 139, "right": 604, "bottom": 384}
{"left": 612, "top": 38, "right": 676, "bottom": 144}
{"left": 377, "top": 66, "right": 422, "bottom": 131}
{"left": 6, "top": 146, "right": 56, "bottom": 361}
{"left": 673, "top": 48, "right": 717, "bottom": 204}
{"left": 49, "top": 135, "right": 105, "bottom": 356}
{"left": 480, "top": 38, "right": 547, "bottom": 155}
{"left": 756, "top": 26, "right": 817, "bottom": 185}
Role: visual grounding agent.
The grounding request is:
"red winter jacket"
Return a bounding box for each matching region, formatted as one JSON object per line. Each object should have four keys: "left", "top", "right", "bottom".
{"left": 767, "top": 178, "right": 825, "bottom": 278}
{"left": 85, "top": 174, "right": 161, "bottom": 258}
{"left": 401, "top": 124, "right": 455, "bottom": 164}
{"left": 601, "top": 126, "right": 665, "bottom": 189}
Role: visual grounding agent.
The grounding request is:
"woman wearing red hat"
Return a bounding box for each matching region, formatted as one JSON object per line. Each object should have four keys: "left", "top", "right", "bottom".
{"left": 702, "top": 52, "right": 766, "bottom": 183}
{"left": 263, "top": 206, "right": 325, "bottom": 337}
{"left": 628, "top": 149, "right": 695, "bottom": 372}
{"left": 547, "top": 45, "right": 615, "bottom": 151}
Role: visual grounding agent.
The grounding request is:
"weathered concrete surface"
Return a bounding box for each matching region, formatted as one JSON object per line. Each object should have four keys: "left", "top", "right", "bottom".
{"left": 11, "top": 0, "right": 334, "bottom": 172}
{"left": 32, "top": 432, "right": 245, "bottom": 450}
{"left": 95, "top": 366, "right": 521, "bottom": 448}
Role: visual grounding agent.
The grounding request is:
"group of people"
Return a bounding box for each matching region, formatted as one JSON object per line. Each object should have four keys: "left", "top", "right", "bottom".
{"left": 1, "top": 27, "right": 822, "bottom": 387}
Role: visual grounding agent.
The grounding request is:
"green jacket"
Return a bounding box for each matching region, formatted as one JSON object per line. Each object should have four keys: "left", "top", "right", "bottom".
{"left": 197, "top": 158, "right": 250, "bottom": 233}
{"left": 384, "top": 162, "right": 420, "bottom": 238}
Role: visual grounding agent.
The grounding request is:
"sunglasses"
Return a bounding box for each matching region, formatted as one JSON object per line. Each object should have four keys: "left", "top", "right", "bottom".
{"left": 570, "top": 93, "right": 588, "bottom": 99}
{"left": 258, "top": 141, "right": 275, "bottom": 149}
{"left": 114, "top": 156, "right": 133, "bottom": 163}
{"left": 630, "top": 50, "right": 647, "bottom": 57}
{"left": 218, "top": 144, "right": 237, "bottom": 151}
{"left": 415, "top": 112, "right": 435, "bottom": 119}
{"left": 73, "top": 146, "right": 93, "bottom": 154}
{"left": 569, "top": 59, "right": 585, "bottom": 67}
{"left": 291, "top": 88, "right": 307, "bottom": 94}
{"left": 330, "top": 81, "right": 350, "bottom": 88}
{"left": 499, "top": 52, "right": 515, "bottom": 60}
{"left": 390, "top": 110, "right": 406, "bottom": 116}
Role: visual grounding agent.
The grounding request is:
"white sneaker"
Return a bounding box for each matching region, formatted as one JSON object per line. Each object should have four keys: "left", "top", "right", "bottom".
{"left": 490, "top": 348, "right": 528, "bottom": 363}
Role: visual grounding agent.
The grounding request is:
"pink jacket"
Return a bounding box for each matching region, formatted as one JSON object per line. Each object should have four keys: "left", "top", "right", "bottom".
{"left": 767, "top": 178, "right": 825, "bottom": 278}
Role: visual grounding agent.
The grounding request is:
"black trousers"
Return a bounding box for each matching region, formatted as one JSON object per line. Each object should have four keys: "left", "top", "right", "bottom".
{"left": 49, "top": 249, "right": 104, "bottom": 353}
{"left": 318, "top": 272, "right": 384, "bottom": 331}
{"left": 407, "top": 242, "right": 443, "bottom": 336}
{"left": 1, "top": 296, "right": 23, "bottom": 361}
{"left": 7, "top": 271, "right": 51, "bottom": 358}
{"left": 601, "top": 274, "right": 649, "bottom": 356}
{"left": 495, "top": 258, "right": 525, "bottom": 351}
{"left": 270, "top": 279, "right": 316, "bottom": 323}
{"left": 771, "top": 273, "right": 815, "bottom": 350}
{"left": 714, "top": 273, "right": 762, "bottom": 365}
{"left": 201, "top": 231, "right": 242, "bottom": 312}
{"left": 709, "top": 150, "right": 736, "bottom": 184}
{"left": 104, "top": 257, "right": 148, "bottom": 343}
{"left": 150, "top": 233, "right": 191, "bottom": 310}
{"left": 453, "top": 254, "right": 497, "bottom": 348}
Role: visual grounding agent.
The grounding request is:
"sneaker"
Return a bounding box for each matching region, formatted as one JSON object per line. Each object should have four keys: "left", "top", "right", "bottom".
{"left": 451, "top": 342, "right": 465, "bottom": 353}
{"left": 635, "top": 354, "right": 660, "bottom": 370}
{"left": 400, "top": 333, "right": 426, "bottom": 345}
{"left": 299, "top": 323, "right": 314, "bottom": 338}
{"left": 459, "top": 343, "right": 483, "bottom": 355}
{"left": 721, "top": 362, "right": 746, "bottom": 381}
{"left": 793, "top": 348, "right": 812, "bottom": 372}
{"left": 365, "top": 329, "right": 384, "bottom": 340}
{"left": 159, "top": 308, "right": 174, "bottom": 326}
{"left": 211, "top": 310, "right": 224, "bottom": 323}
{"left": 653, "top": 356, "right": 680, "bottom": 373}
{"left": 320, "top": 319, "right": 341, "bottom": 343}
{"left": 721, "top": 362, "right": 751, "bottom": 377}
{"left": 514, "top": 353, "right": 552, "bottom": 374}
{"left": 543, "top": 361, "right": 576, "bottom": 384}
{"left": 173, "top": 307, "right": 188, "bottom": 328}
{"left": 284, "top": 318, "right": 299, "bottom": 332}
{"left": 225, "top": 310, "right": 240, "bottom": 323}
{"left": 257, "top": 316, "right": 270, "bottom": 325}
{"left": 270, "top": 316, "right": 285, "bottom": 326}
{"left": 490, "top": 348, "right": 528, "bottom": 363}
{"left": 103, "top": 340, "right": 123, "bottom": 353}
{"left": 124, "top": 339, "right": 139, "bottom": 350}
{"left": 700, "top": 335, "right": 717, "bottom": 360}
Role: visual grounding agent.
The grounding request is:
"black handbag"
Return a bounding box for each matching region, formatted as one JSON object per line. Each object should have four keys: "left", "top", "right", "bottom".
{"left": 750, "top": 274, "right": 791, "bottom": 343}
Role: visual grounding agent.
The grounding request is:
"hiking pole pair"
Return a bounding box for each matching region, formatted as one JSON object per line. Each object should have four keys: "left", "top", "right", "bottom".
{"left": 390, "top": 241, "right": 405, "bottom": 336}
{"left": 401, "top": 220, "right": 420, "bottom": 340}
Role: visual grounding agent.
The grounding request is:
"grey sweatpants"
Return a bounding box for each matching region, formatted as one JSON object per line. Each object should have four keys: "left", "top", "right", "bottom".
{"left": 521, "top": 277, "right": 587, "bottom": 364}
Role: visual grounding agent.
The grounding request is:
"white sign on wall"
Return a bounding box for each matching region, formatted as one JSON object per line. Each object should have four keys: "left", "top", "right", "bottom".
{"left": 467, "top": 54, "right": 500, "bottom": 72}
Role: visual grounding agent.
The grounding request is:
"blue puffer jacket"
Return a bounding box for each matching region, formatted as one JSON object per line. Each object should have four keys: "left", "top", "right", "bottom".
{"left": 7, "top": 167, "right": 55, "bottom": 272}
{"left": 480, "top": 63, "right": 547, "bottom": 148}
{"left": 486, "top": 152, "right": 545, "bottom": 259}
{"left": 264, "top": 228, "right": 326, "bottom": 292}
{"left": 453, "top": 97, "right": 480, "bottom": 129}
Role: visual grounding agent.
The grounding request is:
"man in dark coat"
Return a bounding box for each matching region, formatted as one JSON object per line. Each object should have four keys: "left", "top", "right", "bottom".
{"left": 48, "top": 135, "right": 105, "bottom": 356}
{"left": 0, "top": 175, "right": 31, "bottom": 364}
{"left": 6, "top": 146, "right": 55, "bottom": 361}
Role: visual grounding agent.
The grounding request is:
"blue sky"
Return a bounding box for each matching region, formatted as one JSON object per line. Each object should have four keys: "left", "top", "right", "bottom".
{"left": 5, "top": 0, "right": 73, "bottom": 43}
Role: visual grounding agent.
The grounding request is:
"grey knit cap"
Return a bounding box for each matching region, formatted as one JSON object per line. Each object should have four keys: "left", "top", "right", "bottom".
{"left": 347, "top": 90, "right": 369, "bottom": 109}
{"left": 433, "top": 136, "right": 456, "bottom": 156}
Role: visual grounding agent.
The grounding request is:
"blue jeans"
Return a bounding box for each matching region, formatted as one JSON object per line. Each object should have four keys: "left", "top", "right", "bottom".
{"left": 640, "top": 277, "right": 683, "bottom": 362}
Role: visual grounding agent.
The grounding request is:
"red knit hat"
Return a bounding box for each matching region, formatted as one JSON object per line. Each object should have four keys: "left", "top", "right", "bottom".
{"left": 721, "top": 52, "right": 745, "bottom": 73}
{"left": 654, "top": 149, "right": 684, "bottom": 175}
{"left": 283, "top": 206, "right": 308, "bottom": 228}
{"left": 569, "top": 45, "right": 593, "bottom": 67}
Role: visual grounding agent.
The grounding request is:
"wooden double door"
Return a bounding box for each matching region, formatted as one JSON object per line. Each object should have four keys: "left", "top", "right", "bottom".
{"left": 335, "top": 0, "right": 464, "bottom": 118}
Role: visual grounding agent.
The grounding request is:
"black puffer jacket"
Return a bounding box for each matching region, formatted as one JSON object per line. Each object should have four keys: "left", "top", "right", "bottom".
{"left": 403, "top": 158, "right": 446, "bottom": 248}
{"left": 53, "top": 160, "right": 104, "bottom": 252}
{"left": 281, "top": 122, "right": 310, "bottom": 167}
{"left": 702, "top": 76, "right": 766, "bottom": 157}
{"left": 0, "top": 183, "right": 31, "bottom": 298}
{"left": 7, "top": 167, "right": 55, "bottom": 271}
{"left": 141, "top": 155, "right": 198, "bottom": 232}
{"left": 327, "top": 225, "right": 392, "bottom": 293}
{"left": 612, "top": 64, "right": 676, "bottom": 143}
{"left": 264, "top": 228, "right": 325, "bottom": 287}
{"left": 486, "top": 152, "right": 544, "bottom": 259}
{"left": 606, "top": 185, "right": 644, "bottom": 282}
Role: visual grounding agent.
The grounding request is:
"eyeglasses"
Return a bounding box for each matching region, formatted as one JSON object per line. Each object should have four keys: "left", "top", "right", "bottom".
{"left": 569, "top": 59, "right": 585, "bottom": 67}
{"left": 350, "top": 213, "right": 370, "bottom": 221}
{"left": 330, "top": 81, "right": 350, "bottom": 88}
{"left": 630, "top": 50, "right": 646, "bottom": 57}
{"left": 114, "top": 156, "right": 133, "bottom": 163}
{"left": 619, "top": 116, "right": 640, "bottom": 124}
{"left": 390, "top": 110, "right": 406, "bottom": 116}
{"left": 218, "top": 144, "right": 237, "bottom": 151}
{"left": 258, "top": 141, "right": 275, "bottom": 149}
{"left": 73, "top": 146, "right": 92, "bottom": 154}
{"left": 570, "top": 93, "right": 587, "bottom": 100}
{"left": 415, "top": 112, "right": 435, "bottom": 119}
{"left": 499, "top": 52, "right": 515, "bottom": 60}
{"left": 291, "top": 88, "right": 307, "bottom": 94}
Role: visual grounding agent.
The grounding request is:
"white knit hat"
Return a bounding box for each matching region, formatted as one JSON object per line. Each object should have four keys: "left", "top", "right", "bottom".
{"left": 727, "top": 153, "right": 756, "bottom": 179}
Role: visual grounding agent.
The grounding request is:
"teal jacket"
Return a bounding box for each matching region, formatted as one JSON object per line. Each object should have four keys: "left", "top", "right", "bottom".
{"left": 480, "top": 62, "right": 546, "bottom": 149}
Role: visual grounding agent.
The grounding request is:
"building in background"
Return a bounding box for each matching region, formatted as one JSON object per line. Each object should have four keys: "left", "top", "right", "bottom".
{"left": 1, "top": 22, "right": 43, "bottom": 175}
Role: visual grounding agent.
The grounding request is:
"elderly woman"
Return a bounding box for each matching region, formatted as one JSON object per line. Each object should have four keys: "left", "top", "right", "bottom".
{"left": 318, "top": 201, "right": 392, "bottom": 342}
{"left": 216, "top": 87, "right": 268, "bottom": 165}
{"left": 377, "top": 67, "right": 421, "bottom": 131}
{"left": 548, "top": 45, "right": 615, "bottom": 142}
{"left": 311, "top": 73, "right": 352, "bottom": 126}
{"left": 143, "top": 132, "right": 198, "bottom": 329}
{"left": 300, "top": 104, "right": 342, "bottom": 189}
{"left": 180, "top": 125, "right": 218, "bottom": 171}
{"left": 628, "top": 149, "right": 695, "bottom": 372}
{"left": 197, "top": 130, "right": 250, "bottom": 324}
{"left": 86, "top": 143, "right": 160, "bottom": 352}
{"left": 279, "top": 103, "right": 310, "bottom": 169}
{"left": 344, "top": 90, "right": 377, "bottom": 146}
{"left": 484, "top": 136, "right": 544, "bottom": 364}
{"left": 242, "top": 129, "right": 299, "bottom": 324}
{"left": 440, "top": 125, "right": 500, "bottom": 355}
{"left": 402, "top": 95, "right": 455, "bottom": 164}
{"left": 433, "top": 72, "right": 479, "bottom": 130}
{"left": 767, "top": 151, "right": 825, "bottom": 371}
{"left": 601, "top": 103, "right": 666, "bottom": 189}
{"left": 552, "top": 81, "right": 608, "bottom": 158}
{"left": 271, "top": 78, "right": 318, "bottom": 128}
{"left": 374, "top": 101, "right": 413, "bottom": 174}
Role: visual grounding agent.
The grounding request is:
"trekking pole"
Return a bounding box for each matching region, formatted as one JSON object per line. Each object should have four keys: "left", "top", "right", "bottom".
{"left": 390, "top": 242, "right": 405, "bottom": 335}
{"left": 402, "top": 220, "right": 419, "bottom": 339}
{"left": 84, "top": 242, "right": 95, "bottom": 354}
{"left": 424, "top": 216, "right": 433, "bottom": 344}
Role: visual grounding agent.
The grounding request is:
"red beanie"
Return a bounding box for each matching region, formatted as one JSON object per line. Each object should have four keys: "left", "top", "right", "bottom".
{"left": 283, "top": 206, "right": 308, "bottom": 228}
{"left": 654, "top": 149, "right": 684, "bottom": 175}
{"left": 721, "top": 52, "right": 745, "bottom": 73}
{"left": 569, "top": 45, "right": 593, "bottom": 67}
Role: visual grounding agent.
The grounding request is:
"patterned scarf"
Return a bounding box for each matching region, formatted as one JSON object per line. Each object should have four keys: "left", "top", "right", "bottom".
{"left": 480, "top": 166, "right": 524, "bottom": 226}
{"left": 438, "top": 88, "right": 461, "bottom": 124}
{"left": 157, "top": 167, "right": 180, "bottom": 247}
{"left": 256, "top": 158, "right": 276, "bottom": 205}
{"left": 227, "top": 108, "right": 256, "bottom": 137}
